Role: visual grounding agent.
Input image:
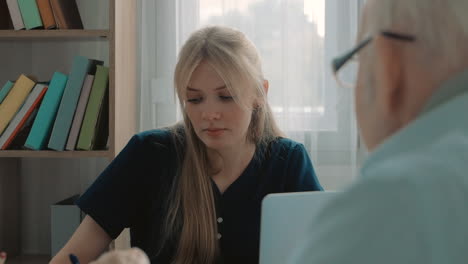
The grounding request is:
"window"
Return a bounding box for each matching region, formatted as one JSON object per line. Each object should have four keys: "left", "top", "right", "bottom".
{"left": 139, "top": 0, "right": 364, "bottom": 189}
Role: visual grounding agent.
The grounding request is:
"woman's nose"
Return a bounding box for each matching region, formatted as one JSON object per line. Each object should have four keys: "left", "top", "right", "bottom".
{"left": 202, "top": 111, "right": 221, "bottom": 121}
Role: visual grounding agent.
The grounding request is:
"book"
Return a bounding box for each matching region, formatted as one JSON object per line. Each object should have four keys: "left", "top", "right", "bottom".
{"left": 3, "top": 84, "right": 46, "bottom": 150}
{"left": 92, "top": 88, "right": 109, "bottom": 150}
{"left": 36, "top": 0, "right": 56, "bottom": 29}
{"left": 6, "top": 0, "right": 25, "bottom": 30}
{"left": 0, "top": 80, "right": 14, "bottom": 104}
{"left": 0, "top": 0, "right": 13, "bottom": 29}
{"left": 76, "top": 65, "right": 109, "bottom": 150}
{"left": 49, "top": 0, "right": 83, "bottom": 29}
{"left": 48, "top": 56, "right": 103, "bottom": 151}
{"left": 25, "top": 72, "right": 67, "bottom": 150}
{"left": 17, "top": 0, "right": 43, "bottom": 29}
{"left": 7, "top": 108, "right": 38, "bottom": 149}
{"left": 0, "top": 74, "right": 35, "bottom": 136}
{"left": 65, "top": 74, "right": 94, "bottom": 150}
{"left": 0, "top": 83, "right": 47, "bottom": 150}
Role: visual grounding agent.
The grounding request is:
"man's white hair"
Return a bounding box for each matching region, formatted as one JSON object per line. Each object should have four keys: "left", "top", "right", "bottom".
{"left": 366, "top": 0, "right": 468, "bottom": 67}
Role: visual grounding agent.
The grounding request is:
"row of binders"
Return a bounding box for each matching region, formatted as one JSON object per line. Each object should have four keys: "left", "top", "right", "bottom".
{"left": 0, "top": 0, "right": 83, "bottom": 30}
{"left": 0, "top": 55, "right": 109, "bottom": 151}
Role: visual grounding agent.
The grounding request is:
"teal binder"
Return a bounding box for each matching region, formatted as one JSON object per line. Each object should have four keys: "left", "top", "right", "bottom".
{"left": 17, "top": 0, "right": 43, "bottom": 29}
{"left": 25, "top": 72, "right": 68, "bottom": 150}
{"left": 0, "top": 80, "right": 14, "bottom": 104}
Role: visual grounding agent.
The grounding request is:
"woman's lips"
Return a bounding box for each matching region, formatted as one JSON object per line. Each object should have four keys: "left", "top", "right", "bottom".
{"left": 205, "top": 128, "right": 225, "bottom": 136}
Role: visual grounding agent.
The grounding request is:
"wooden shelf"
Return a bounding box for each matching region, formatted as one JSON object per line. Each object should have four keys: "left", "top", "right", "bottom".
{"left": 0, "top": 0, "right": 136, "bottom": 255}
{"left": 0, "top": 150, "right": 112, "bottom": 158}
{"left": 0, "top": 30, "right": 109, "bottom": 39}
{"left": 8, "top": 254, "right": 50, "bottom": 264}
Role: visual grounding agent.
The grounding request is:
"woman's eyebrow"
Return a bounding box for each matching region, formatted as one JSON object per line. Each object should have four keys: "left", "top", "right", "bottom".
{"left": 214, "top": 85, "right": 227, "bottom": 91}
{"left": 187, "top": 87, "right": 199, "bottom": 91}
{"left": 186, "top": 85, "right": 227, "bottom": 91}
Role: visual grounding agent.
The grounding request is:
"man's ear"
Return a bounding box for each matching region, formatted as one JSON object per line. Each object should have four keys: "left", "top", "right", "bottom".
{"left": 374, "top": 35, "right": 405, "bottom": 118}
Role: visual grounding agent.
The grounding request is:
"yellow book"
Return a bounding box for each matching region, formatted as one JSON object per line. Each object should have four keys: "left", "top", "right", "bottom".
{"left": 0, "top": 74, "right": 35, "bottom": 136}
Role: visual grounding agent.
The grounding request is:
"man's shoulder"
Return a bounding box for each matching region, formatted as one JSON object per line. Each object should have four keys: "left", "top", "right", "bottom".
{"left": 302, "top": 132, "right": 468, "bottom": 263}
{"left": 362, "top": 131, "right": 468, "bottom": 191}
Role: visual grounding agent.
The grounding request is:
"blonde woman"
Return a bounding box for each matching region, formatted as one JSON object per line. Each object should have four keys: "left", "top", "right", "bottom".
{"left": 51, "top": 26, "right": 322, "bottom": 264}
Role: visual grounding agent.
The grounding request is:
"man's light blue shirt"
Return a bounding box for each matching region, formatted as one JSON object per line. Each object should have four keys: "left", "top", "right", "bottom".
{"left": 292, "top": 69, "right": 468, "bottom": 263}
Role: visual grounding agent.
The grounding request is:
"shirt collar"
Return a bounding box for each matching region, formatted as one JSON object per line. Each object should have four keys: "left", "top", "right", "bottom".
{"left": 361, "top": 68, "right": 468, "bottom": 176}
{"left": 422, "top": 68, "right": 468, "bottom": 114}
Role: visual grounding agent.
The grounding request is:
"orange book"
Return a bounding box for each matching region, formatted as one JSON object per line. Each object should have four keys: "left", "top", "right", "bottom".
{"left": 0, "top": 84, "right": 47, "bottom": 150}
{"left": 49, "top": 0, "right": 83, "bottom": 29}
{"left": 36, "top": 0, "right": 56, "bottom": 29}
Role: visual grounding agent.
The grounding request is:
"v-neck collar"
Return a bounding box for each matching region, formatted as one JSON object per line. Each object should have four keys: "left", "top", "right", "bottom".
{"left": 210, "top": 145, "right": 262, "bottom": 198}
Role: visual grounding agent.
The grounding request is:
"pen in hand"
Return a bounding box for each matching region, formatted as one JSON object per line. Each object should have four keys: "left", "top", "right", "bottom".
{"left": 69, "top": 254, "right": 80, "bottom": 264}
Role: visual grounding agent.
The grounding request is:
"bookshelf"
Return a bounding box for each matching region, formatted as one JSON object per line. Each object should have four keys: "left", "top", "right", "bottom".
{"left": 0, "top": 29, "right": 109, "bottom": 38}
{"left": 0, "top": 0, "right": 136, "bottom": 263}
{"left": 0, "top": 150, "right": 110, "bottom": 158}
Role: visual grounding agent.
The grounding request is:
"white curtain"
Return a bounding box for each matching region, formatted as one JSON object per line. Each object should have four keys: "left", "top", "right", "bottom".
{"left": 138, "top": 0, "right": 364, "bottom": 190}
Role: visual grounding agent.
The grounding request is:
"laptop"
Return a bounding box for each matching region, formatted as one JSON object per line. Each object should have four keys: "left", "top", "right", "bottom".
{"left": 259, "top": 191, "right": 338, "bottom": 264}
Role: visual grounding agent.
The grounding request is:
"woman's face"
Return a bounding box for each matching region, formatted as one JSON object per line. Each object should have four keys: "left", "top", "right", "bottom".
{"left": 185, "top": 61, "right": 255, "bottom": 151}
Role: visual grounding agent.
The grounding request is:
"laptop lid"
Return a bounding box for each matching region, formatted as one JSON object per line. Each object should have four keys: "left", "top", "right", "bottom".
{"left": 259, "top": 191, "right": 338, "bottom": 264}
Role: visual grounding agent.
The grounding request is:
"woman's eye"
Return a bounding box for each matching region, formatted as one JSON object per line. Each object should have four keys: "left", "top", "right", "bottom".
{"left": 187, "top": 97, "right": 203, "bottom": 104}
{"left": 219, "top": 96, "right": 233, "bottom": 101}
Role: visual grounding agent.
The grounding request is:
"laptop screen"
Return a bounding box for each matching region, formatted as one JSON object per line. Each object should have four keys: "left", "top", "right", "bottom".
{"left": 259, "top": 191, "right": 338, "bottom": 264}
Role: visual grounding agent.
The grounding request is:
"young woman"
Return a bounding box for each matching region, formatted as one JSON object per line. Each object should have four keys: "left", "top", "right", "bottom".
{"left": 51, "top": 26, "right": 322, "bottom": 264}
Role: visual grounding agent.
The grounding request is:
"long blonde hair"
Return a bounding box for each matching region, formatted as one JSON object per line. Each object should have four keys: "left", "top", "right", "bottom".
{"left": 162, "top": 26, "right": 283, "bottom": 264}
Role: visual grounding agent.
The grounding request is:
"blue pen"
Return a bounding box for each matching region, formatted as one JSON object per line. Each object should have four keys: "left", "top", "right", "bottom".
{"left": 69, "top": 254, "right": 80, "bottom": 264}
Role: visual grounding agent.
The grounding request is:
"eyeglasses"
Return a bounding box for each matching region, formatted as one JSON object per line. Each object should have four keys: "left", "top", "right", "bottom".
{"left": 332, "top": 31, "right": 416, "bottom": 88}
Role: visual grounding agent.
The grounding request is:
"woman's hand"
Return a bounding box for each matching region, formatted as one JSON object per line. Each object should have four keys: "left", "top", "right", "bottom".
{"left": 89, "top": 248, "right": 150, "bottom": 264}
{"left": 0, "top": 251, "right": 7, "bottom": 264}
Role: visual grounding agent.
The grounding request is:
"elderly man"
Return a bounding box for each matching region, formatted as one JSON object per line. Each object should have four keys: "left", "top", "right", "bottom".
{"left": 292, "top": 0, "right": 468, "bottom": 263}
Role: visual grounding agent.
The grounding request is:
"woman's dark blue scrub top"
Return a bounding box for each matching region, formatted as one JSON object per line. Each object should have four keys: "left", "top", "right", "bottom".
{"left": 77, "top": 128, "right": 322, "bottom": 263}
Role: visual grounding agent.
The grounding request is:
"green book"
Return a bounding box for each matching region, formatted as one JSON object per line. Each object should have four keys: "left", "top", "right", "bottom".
{"left": 76, "top": 65, "right": 109, "bottom": 150}
{"left": 0, "top": 81, "right": 14, "bottom": 104}
{"left": 17, "top": 0, "right": 43, "bottom": 29}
